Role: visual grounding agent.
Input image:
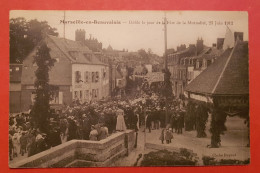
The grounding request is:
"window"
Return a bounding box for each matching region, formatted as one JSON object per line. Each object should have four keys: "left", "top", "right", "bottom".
{"left": 92, "top": 72, "right": 95, "bottom": 82}
{"left": 75, "top": 71, "right": 82, "bottom": 83}
{"left": 103, "top": 69, "right": 107, "bottom": 79}
{"left": 69, "top": 51, "right": 78, "bottom": 60}
{"left": 92, "top": 89, "right": 96, "bottom": 99}
{"left": 58, "top": 92, "right": 63, "bottom": 104}
{"left": 101, "top": 68, "right": 104, "bottom": 79}
{"left": 85, "top": 71, "right": 89, "bottom": 83}
{"left": 95, "top": 72, "right": 99, "bottom": 82}
{"left": 31, "top": 92, "right": 36, "bottom": 104}
{"left": 15, "top": 67, "right": 19, "bottom": 71}
{"left": 85, "top": 90, "right": 89, "bottom": 101}
{"left": 9, "top": 69, "right": 12, "bottom": 72}
{"left": 79, "top": 91, "right": 83, "bottom": 100}
{"left": 196, "top": 61, "right": 200, "bottom": 69}
{"left": 50, "top": 91, "right": 58, "bottom": 104}
{"left": 74, "top": 91, "right": 79, "bottom": 99}
{"left": 118, "top": 79, "right": 122, "bottom": 86}
{"left": 50, "top": 90, "right": 63, "bottom": 104}
{"left": 96, "top": 89, "right": 99, "bottom": 99}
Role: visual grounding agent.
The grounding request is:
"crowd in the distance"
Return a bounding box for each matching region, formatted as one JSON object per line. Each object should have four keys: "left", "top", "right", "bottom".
{"left": 9, "top": 93, "right": 186, "bottom": 161}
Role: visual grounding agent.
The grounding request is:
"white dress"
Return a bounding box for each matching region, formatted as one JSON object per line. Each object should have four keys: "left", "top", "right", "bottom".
{"left": 116, "top": 114, "right": 127, "bottom": 131}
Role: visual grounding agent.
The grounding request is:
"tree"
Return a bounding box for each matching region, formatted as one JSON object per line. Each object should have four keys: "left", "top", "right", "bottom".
{"left": 30, "top": 43, "right": 56, "bottom": 133}
{"left": 161, "top": 69, "right": 173, "bottom": 99}
{"left": 138, "top": 49, "right": 150, "bottom": 63}
{"left": 10, "top": 18, "right": 29, "bottom": 63}
{"left": 195, "top": 104, "right": 209, "bottom": 138}
{"left": 10, "top": 18, "right": 58, "bottom": 63}
{"left": 185, "top": 101, "right": 196, "bottom": 131}
{"left": 210, "top": 108, "right": 227, "bottom": 147}
{"left": 161, "top": 68, "right": 173, "bottom": 124}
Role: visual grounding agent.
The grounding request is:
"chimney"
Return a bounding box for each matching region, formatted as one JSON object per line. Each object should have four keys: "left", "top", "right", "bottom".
{"left": 189, "top": 44, "right": 196, "bottom": 54}
{"left": 75, "top": 29, "right": 86, "bottom": 42}
{"left": 234, "top": 32, "right": 243, "bottom": 42}
{"left": 216, "top": 38, "right": 225, "bottom": 50}
{"left": 196, "top": 38, "right": 204, "bottom": 55}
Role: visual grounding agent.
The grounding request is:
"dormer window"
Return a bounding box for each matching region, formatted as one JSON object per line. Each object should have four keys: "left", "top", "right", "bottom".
{"left": 84, "top": 53, "right": 92, "bottom": 62}
{"left": 69, "top": 51, "right": 78, "bottom": 60}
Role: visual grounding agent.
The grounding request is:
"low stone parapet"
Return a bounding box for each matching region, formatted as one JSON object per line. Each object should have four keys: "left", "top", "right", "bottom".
{"left": 9, "top": 130, "right": 135, "bottom": 168}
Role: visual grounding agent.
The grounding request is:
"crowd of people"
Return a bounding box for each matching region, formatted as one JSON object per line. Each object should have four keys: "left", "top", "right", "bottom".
{"left": 9, "top": 93, "right": 186, "bottom": 161}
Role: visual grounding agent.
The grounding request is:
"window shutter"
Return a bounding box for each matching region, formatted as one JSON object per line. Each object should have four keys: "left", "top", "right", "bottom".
{"left": 58, "top": 92, "right": 63, "bottom": 104}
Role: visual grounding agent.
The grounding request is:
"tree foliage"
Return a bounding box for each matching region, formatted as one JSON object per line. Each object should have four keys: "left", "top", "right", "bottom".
{"left": 161, "top": 68, "right": 173, "bottom": 99}
{"left": 10, "top": 17, "right": 58, "bottom": 63}
{"left": 30, "top": 43, "right": 56, "bottom": 133}
{"left": 185, "top": 101, "right": 196, "bottom": 131}
{"left": 141, "top": 149, "right": 197, "bottom": 166}
{"left": 138, "top": 49, "right": 150, "bottom": 63}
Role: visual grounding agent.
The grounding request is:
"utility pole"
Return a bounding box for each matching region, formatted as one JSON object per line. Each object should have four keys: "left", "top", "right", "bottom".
{"left": 164, "top": 14, "right": 169, "bottom": 125}
{"left": 63, "top": 11, "right": 66, "bottom": 39}
{"left": 164, "top": 14, "right": 168, "bottom": 69}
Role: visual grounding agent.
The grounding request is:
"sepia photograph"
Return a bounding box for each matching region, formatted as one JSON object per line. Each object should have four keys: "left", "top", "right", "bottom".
{"left": 8, "top": 10, "right": 249, "bottom": 168}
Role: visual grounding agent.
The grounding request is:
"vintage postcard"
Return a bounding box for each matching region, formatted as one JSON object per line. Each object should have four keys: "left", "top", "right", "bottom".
{"left": 9, "top": 10, "right": 249, "bottom": 168}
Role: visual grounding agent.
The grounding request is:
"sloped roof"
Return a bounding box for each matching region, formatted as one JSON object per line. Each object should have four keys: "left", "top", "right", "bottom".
{"left": 107, "top": 45, "right": 113, "bottom": 51}
{"left": 47, "top": 35, "right": 105, "bottom": 65}
{"left": 199, "top": 47, "right": 224, "bottom": 60}
{"left": 185, "top": 41, "right": 248, "bottom": 96}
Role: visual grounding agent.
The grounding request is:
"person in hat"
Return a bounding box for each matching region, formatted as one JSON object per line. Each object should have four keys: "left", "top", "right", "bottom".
{"left": 60, "top": 118, "right": 69, "bottom": 143}
{"left": 12, "top": 131, "right": 21, "bottom": 158}
{"left": 159, "top": 128, "right": 166, "bottom": 144}
{"left": 68, "top": 116, "right": 77, "bottom": 141}
{"left": 116, "top": 109, "right": 127, "bottom": 131}
{"left": 82, "top": 114, "right": 91, "bottom": 140}
{"left": 99, "top": 124, "right": 109, "bottom": 140}
{"left": 165, "top": 128, "right": 173, "bottom": 144}
{"left": 20, "top": 131, "right": 27, "bottom": 156}
{"left": 89, "top": 125, "right": 98, "bottom": 141}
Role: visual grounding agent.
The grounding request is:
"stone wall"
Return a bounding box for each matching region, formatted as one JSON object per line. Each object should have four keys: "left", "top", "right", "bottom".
{"left": 9, "top": 130, "right": 135, "bottom": 168}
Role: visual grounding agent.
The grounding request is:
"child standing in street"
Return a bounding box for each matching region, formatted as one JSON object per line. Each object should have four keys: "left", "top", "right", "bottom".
{"left": 165, "top": 128, "right": 173, "bottom": 144}
{"left": 159, "top": 128, "right": 166, "bottom": 144}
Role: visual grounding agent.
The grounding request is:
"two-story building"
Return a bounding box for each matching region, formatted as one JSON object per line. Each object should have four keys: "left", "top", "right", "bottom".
{"left": 21, "top": 35, "right": 109, "bottom": 111}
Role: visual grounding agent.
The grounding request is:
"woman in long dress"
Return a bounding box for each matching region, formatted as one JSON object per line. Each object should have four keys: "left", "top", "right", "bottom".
{"left": 60, "top": 119, "right": 69, "bottom": 143}
{"left": 116, "top": 109, "right": 127, "bottom": 131}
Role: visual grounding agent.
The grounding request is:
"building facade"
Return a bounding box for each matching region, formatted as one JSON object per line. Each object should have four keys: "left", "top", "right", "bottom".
{"left": 21, "top": 35, "right": 109, "bottom": 112}
{"left": 10, "top": 64, "right": 23, "bottom": 113}
{"left": 167, "top": 37, "right": 226, "bottom": 98}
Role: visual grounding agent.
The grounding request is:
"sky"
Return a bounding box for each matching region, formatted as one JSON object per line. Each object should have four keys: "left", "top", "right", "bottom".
{"left": 10, "top": 11, "right": 248, "bottom": 56}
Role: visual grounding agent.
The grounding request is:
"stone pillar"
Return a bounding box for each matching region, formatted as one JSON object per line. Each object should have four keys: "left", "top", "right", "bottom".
{"left": 210, "top": 107, "right": 227, "bottom": 148}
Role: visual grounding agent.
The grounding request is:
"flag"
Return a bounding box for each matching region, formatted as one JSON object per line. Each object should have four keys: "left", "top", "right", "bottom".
{"left": 223, "top": 26, "right": 235, "bottom": 50}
